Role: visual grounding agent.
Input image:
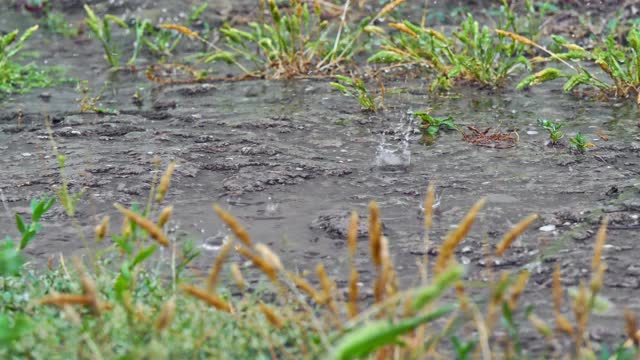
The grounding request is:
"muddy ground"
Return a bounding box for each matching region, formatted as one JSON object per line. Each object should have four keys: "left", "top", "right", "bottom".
{"left": 1, "top": 0, "right": 640, "bottom": 354}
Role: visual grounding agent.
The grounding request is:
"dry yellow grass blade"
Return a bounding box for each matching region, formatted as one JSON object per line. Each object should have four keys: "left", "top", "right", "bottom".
{"left": 368, "top": 201, "right": 383, "bottom": 267}
{"left": 495, "top": 29, "right": 577, "bottom": 72}
{"left": 181, "top": 284, "right": 232, "bottom": 313}
{"left": 114, "top": 203, "right": 170, "bottom": 247}
{"left": 592, "top": 216, "right": 609, "bottom": 271}
{"left": 259, "top": 303, "right": 285, "bottom": 328}
{"left": 424, "top": 183, "right": 436, "bottom": 230}
{"left": 158, "top": 24, "right": 199, "bottom": 39}
{"left": 213, "top": 205, "right": 253, "bottom": 248}
{"left": 156, "top": 161, "right": 176, "bottom": 203}
{"left": 157, "top": 205, "right": 173, "bottom": 228}
{"left": 207, "top": 239, "right": 234, "bottom": 291}
{"left": 389, "top": 23, "right": 417, "bottom": 38}
{"left": 495, "top": 214, "right": 538, "bottom": 256}
{"left": 154, "top": 297, "right": 176, "bottom": 332}
{"left": 528, "top": 313, "right": 552, "bottom": 339}
{"left": 434, "top": 198, "right": 486, "bottom": 274}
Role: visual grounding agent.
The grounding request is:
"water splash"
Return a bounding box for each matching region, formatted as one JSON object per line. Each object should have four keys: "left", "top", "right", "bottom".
{"left": 374, "top": 112, "right": 415, "bottom": 171}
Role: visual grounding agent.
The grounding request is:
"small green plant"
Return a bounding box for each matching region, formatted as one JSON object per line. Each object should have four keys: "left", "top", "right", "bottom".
{"left": 195, "top": 0, "right": 401, "bottom": 79}
{"left": 1, "top": 196, "right": 55, "bottom": 276}
{"left": 0, "top": 25, "right": 58, "bottom": 95}
{"left": 515, "top": 25, "right": 640, "bottom": 100}
{"left": 14, "top": 196, "right": 55, "bottom": 251}
{"left": 76, "top": 80, "right": 119, "bottom": 115}
{"left": 83, "top": 4, "right": 128, "bottom": 68}
{"left": 41, "top": 10, "right": 78, "bottom": 37}
{"left": 415, "top": 111, "right": 457, "bottom": 136}
{"left": 141, "top": 3, "right": 208, "bottom": 59}
{"left": 330, "top": 75, "right": 381, "bottom": 112}
{"left": 537, "top": 119, "right": 564, "bottom": 145}
{"left": 368, "top": 1, "right": 530, "bottom": 90}
{"left": 569, "top": 132, "right": 595, "bottom": 153}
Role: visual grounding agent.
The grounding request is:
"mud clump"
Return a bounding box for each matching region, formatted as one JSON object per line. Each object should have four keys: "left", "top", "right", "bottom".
{"left": 310, "top": 210, "right": 383, "bottom": 240}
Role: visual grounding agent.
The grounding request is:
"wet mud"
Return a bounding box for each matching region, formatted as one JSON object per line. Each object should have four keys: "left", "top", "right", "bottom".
{"left": 1, "top": 0, "right": 640, "bottom": 351}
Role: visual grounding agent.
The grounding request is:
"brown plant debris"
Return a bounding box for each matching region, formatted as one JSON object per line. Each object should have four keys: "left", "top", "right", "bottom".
{"left": 461, "top": 126, "right": 518, "bottom": 149}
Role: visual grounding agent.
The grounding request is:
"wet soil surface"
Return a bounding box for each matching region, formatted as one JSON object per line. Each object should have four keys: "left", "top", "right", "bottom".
{"left": 2, "top": 0, "right": 640, "bottom": 353}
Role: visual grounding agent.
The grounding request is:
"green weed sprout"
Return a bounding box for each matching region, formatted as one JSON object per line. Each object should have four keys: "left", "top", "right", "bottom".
{"left": 83, "top": 5, "right": 128, "bottom": 68}
{"left": 569, "top": 132, "right": 595, "bottom": 153}
{"left": 537, "top": 119, "right": 564, "bottom": 145}
{"left": 415, "top": 111, "right": 457, "bottom": 136}
{"left": 330, "top": 75, "right": 379, "bottom": 112}
{"left": 0, "top": 25, "right": 57, "bottom": 95}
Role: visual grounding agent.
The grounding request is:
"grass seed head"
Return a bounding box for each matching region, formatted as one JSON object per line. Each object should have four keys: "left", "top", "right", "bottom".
{"left": 347, "top": 211, "right": 359, "bottom": 259}
{"left": 290, "top": 273, "right": 324, "bottom": 304}
{"left": 154, "top": 297, "right": 176, "bottom": 332}
{"left": 181, "top": 284, "right": 232, "bottom": 313}
{"left": 424, "top": 183, "right": 436, "bottom": 230}
{"left": 158, "top": 24, "right": 199, "bottom": 39}
{"left": 496, "top": 214, "right": 538, "bottom": 256}
{"left": 378, "top": 0, "right": 406, "bottom": 18}
{"left": 368, "top": 201, "right": 383, "bottom": 267}
{"left": 156, "top": 161, "right": 176, "bottom": 203}
{"left": 624, "top": 309, "right": 640, "bottom": 347}
{"left": 213, "top": 205, "right": 253, "bottom": 248}
{"left": 114, "top": 203, "right": 170, "bottom": 247}
{"left": 389, "top": 23, "right": 417, "bottom": 38}
{"left": 207, "top": 239, "right": 234, "bottom": 291}
{"left": 95, "top": 216, "right": 109, "bottom": 242}
{"left": 592, "top": 216, "right": 608, "bottom": 272}
{"left": 236, "top": 245, "right": 278, "bottom": 281}
{"left": 347, "top": 268, "right": 360, "bottom": 318}
{"left": 434, "top": 198, "right": 486, "bottom": 273}
{"left": 230, "top": 263, "right": 247, "bottom": 291}
{"left": 157, "top": 205, "right": 173, "bottom": 228}
{"left": 259, "top": 303, "right": 285, "bottom": 329}
{"left": 255, "top": 243, "right": 283, "bottom": 271}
